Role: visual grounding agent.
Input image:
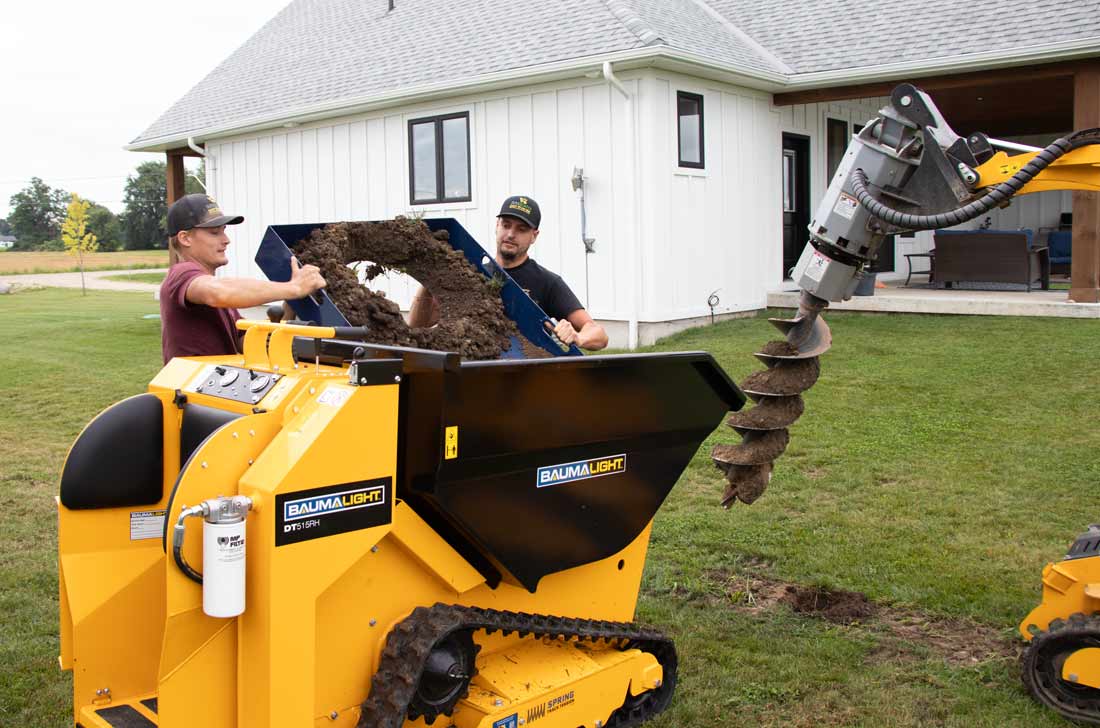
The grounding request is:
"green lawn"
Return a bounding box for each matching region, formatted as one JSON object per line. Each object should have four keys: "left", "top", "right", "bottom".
{"left": 2, "top": 288, "right": 1094, "bottom": 727}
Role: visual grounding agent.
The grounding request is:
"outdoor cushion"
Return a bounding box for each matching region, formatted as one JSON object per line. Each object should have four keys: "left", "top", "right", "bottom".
{"left": 1048, "top": 231, "right": 1072, "bottom": 264}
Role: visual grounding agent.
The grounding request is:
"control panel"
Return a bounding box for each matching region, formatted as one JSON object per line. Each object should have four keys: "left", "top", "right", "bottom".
{"left": 189, "top": 365, "right": 281, "bottom": 405}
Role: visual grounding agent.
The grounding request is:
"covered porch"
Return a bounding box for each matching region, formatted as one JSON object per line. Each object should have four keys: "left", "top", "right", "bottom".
{"left": 769, "top": 275, "right": 1100, "bottom": 319}
{"left": 776, "top": 59, "right": 1100, "bottom": 304}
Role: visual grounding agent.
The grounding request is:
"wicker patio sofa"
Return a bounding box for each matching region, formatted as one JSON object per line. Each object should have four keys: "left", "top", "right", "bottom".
{"left": 931, "top": 229, "right": 1050, "bottom": 291}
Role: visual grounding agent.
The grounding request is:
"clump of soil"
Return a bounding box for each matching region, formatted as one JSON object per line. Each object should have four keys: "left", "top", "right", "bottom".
{"left": 727, "top": 395, "right": 804, "bottom": 430}
{"left": 783, "top": 585, "right": 876, "bottom": 624}
{"left": 293, "top": 219, "right": 517, "bottom": 360}
{"left": 741, "top": 358, "right": 821, "bottom": 396}
{"left": 713, "top": 428, "right": 790, "bottom": 466}
{"left": 758, "top": 340, "right": 799, "bottom": 357}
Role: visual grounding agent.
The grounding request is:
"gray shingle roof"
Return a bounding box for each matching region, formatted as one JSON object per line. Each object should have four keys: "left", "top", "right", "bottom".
{"left": 132, "top": 0, "right": 1100, "bottom": 147}
{"left": 707, "top": 0, "right": 1100, "bottom": 74}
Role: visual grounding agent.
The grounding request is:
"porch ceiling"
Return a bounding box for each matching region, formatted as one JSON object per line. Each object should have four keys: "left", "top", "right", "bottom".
{"left": 775, "top": 60, "right": 1080, "bottom": 138}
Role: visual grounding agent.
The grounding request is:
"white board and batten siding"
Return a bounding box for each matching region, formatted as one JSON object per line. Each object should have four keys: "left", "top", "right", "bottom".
{"left": 202, "top": 69, "right": 823, "bottom": 344}
{"left": 204, "top": 76, "right": 641, "bottom": 322}
{"left": 639, "top": 72, "right": 782, "bottom": 321}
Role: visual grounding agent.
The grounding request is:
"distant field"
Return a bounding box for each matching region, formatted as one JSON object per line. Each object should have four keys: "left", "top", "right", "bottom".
{"left": 102, "top": 272, "right": 166, "bottom": 285}
{"left": 0, "top": 250, "right": 167, "bottom": 275}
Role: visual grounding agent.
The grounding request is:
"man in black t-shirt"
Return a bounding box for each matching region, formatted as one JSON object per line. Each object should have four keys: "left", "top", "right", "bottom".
{"left": 409, "top": 195, "right": 608, "bottom": 351}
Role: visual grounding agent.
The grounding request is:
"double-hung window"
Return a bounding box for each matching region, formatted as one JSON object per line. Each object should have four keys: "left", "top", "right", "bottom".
{"left": 408, "top": 112, "right": 471, "bottom": 204}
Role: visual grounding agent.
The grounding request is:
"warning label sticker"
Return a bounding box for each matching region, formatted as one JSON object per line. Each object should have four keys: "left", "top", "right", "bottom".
{"left": 445, "top": 426, "right": 458, "bottom": 460}
{"left": 317, "top": 387, "right": 351, "bottom": 407}
{"left": 803, "top": 251, "right": 829, "bottom": 283}
{"left": 832, "top": 192, "right": 859, "bottom": 221}
{"left": 130, "top": 510, "right": 166, "bottom": 541}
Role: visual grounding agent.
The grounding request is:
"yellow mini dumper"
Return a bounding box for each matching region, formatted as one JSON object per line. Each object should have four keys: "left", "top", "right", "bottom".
{"left": 57, "top": 319, "right": 745, "bottom": 728}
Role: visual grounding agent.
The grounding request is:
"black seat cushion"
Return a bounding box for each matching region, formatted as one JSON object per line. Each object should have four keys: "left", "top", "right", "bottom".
{"left": 60, "top": 394, "right": 164, "bottom": 510}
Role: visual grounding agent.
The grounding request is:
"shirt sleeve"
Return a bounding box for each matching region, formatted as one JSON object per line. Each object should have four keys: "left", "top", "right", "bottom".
{"left": 163, "top": 262, "right": 209, "bottom": 308}
{"left": 545, "top": 275, "right": 584, "bottom": 321}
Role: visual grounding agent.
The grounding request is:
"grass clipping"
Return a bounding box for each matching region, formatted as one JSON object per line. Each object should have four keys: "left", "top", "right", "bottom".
{"left": 294, "top": 218, "right": 517, "bottom": 360}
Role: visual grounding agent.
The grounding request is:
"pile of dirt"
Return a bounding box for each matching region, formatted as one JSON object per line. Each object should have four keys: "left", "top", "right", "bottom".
{"left": 292, "top": 219, "right": 517, "bottom": 360}
{"left": 702, "top": 568, "right": 1015, "bottom": 666}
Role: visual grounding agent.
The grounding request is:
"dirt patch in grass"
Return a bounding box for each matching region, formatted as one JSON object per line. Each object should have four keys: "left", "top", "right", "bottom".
{"left": 704, "top": 568, "right": 1015, "bottom": 666}
{"left": 293, "top": 218, "right": 516, "bottom": 360}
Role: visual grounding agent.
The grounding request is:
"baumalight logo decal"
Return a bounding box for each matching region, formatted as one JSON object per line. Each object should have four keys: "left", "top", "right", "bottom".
{"left": 274, "top": 478, "right": 391, "bottom": 546}
{"left": 283, "top": 485, "right": 385, "bottom": 521}
{"left": 537, "top": 454, "right": 626, "bottom": 488}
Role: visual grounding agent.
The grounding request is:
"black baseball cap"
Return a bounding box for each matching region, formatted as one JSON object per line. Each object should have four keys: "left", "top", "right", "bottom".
{"left": 167, "top": 194, "right": 244, "bottom": 236}
{"left": 498, "top": 195, "right": 541, "bottom": 229}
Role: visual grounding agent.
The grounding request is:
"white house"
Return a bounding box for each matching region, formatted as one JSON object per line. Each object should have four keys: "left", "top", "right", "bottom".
{"left": 128, "top": 0, "right": 1100, "bottom": 347}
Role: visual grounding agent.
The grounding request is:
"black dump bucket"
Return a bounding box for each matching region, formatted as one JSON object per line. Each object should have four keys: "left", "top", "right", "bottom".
{"left": 307, "top": 340, "right": 745, "bottom": 592}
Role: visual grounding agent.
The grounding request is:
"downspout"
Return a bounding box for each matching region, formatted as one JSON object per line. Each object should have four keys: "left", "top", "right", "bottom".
{"left": 186, "top": 136, "right": 206, "bottom": 157}
{"left": 603, "top": 61, "right": 640, "bottom": 350}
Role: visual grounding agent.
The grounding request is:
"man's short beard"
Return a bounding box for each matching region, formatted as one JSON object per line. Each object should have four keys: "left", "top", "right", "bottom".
{"left": 499, "top": 247, "right": 517, "bottom": 262}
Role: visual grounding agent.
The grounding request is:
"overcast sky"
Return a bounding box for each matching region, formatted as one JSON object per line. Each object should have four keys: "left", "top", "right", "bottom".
{"left": 0, "top": 1, "right": 290, "bottom": 218}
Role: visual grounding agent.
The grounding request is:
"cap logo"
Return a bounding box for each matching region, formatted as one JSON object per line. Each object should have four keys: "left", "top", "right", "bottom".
{"left": 508, "top": 200, "right": 532, "bottom": 215}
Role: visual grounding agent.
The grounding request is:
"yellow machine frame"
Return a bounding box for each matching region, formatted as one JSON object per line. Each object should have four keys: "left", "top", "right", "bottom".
{"left": 59, "top": 321, "right": 669, "bottom": 728}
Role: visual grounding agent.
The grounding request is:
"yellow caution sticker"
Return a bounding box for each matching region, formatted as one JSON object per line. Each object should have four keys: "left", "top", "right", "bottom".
{"left": 445, "top": 426, "right": 458, "bottom": 459}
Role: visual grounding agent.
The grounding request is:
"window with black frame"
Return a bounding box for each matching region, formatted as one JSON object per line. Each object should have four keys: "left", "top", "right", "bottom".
{"left": 408, "top": 112, "right": 471, "bottom": 204}
{"left": 826, "top": 117, "right": 849, "bottom": 183}
{"left": 677, "top": 92, "right": 704, "bottom": 168}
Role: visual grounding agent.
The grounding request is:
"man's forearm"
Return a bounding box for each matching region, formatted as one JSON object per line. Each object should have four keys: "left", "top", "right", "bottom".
{"left": 208, "top": 277, "right": 305, "bottom": 308}
{"left": 576, "top": 321, "right": 608, "bottom": 351}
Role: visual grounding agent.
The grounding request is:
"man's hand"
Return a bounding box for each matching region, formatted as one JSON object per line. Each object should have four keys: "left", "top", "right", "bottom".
{"left": 552, "top": 318, "right": 578, "bottom": 345}
{"left": 289, "top": 256, "right": 326, "bottom": 299}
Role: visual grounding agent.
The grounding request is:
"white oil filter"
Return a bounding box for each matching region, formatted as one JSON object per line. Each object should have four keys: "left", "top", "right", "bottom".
{"left": 203, "top": 511, "right": 247, "bottom": 617}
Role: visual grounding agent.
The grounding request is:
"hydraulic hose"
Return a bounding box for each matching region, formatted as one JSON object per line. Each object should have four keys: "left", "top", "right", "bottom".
{"left": 174, "top": 505, "right": 205, "bottom": 584}
{"left": 850, "top": 131, "right": 1100, "bottom": 231}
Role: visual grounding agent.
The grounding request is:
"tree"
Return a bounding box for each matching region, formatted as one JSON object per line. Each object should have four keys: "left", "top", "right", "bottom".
{"left": 86, "top": 203, "right": 122, "bottom": 251}
{"left": 0, "top": 218, "right": 11, "bottom": 236}
{"left": 8, "top": 177, "right": 68, "bottom": 248}
{"left": 122, "top": 161, "right": 167, "bottom": 250}
{"left": 61, "top": 193, "right": 98, "bottom": 295}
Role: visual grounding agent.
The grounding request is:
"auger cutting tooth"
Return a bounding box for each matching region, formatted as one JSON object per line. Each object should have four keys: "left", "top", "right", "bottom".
{"left": 718, "top": 463, "right": 773, "bottom": 507}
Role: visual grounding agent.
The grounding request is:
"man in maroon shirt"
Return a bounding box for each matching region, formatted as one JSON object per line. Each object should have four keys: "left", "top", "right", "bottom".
{"left": 160, "top": 194, "right": 326, "bottom": 362}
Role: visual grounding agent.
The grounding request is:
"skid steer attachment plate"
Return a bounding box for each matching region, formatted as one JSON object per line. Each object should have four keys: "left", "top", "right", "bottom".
{"left": 255, "top": 218, "right": 583, "bottom": 358}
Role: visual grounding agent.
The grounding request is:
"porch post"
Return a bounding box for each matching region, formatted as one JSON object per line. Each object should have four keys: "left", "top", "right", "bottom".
{"left": 166, "top": 151, "right": 187, "bottom": 266}
{"left": 1071, "top": 63, "right": 1100, "bottom": 303}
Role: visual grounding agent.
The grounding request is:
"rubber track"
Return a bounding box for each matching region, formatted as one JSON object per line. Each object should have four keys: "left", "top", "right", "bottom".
{"left": 357, "top": 603, "right": 677, "bottom": 728}
{"left": 1022, "top": 612, "right": 1100, "bottom": 725}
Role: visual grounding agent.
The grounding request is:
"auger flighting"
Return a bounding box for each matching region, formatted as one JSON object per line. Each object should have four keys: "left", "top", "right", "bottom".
{"left": 712, "top": 292, "right": 830, "bottom": 506}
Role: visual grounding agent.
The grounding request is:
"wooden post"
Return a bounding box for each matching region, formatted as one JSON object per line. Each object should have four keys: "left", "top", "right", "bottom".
{"left": 1071, "top": 63, "right": 1100, "bottom": 303}
{"left": 166, "top": 151, "right": 187, "bottom": 266}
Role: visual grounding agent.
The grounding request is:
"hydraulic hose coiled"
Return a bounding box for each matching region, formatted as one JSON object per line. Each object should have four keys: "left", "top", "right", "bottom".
{"left": 850, "top": 130, "right": 1100, "bottom": 231}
